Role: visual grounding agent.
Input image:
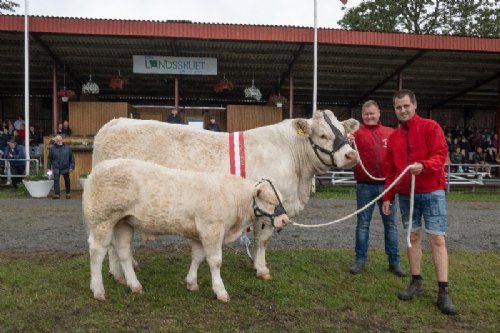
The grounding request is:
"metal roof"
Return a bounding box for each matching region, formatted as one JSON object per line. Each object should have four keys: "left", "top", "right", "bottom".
{"left": 0, "top": 15, "right": 499, "bottom": 112}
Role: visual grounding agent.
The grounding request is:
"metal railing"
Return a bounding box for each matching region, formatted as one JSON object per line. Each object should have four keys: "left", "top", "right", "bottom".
{"left": 315, "top": 163, "right": 500, "bottom": 192}
{"left": 0, "top": 159, "right": 41, "bottom": 184}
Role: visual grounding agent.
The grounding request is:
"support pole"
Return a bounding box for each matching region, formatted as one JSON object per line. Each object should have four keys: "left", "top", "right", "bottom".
{"left": 497, "top": 79, "right": 500, "bottom": 154}
{"left": 313, "top": 0, "right": 318, "bottom": 114}
{"left": 289, "top": 73, "right": 294, "bottom": 119}
{"left": 174, "top": 77, "right": 179, "bottom": 109}
{"left": 24, "top": 0, "right": 30, "bottom": 174}
{"left": 52, "top": 63, "right": 58, "bottom": 134}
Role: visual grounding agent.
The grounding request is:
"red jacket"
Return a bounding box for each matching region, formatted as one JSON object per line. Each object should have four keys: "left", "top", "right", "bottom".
{"left": 383, "top": 114, "right": 447, "bottom": 202}
{"left": 353, "top": 123, "right": 394, "bottom": 183}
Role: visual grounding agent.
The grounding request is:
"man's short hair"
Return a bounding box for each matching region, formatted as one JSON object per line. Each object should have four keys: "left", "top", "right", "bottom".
{"left": 7, "top": 138, "right": 15, "bottom": 143}
{"left": 362, "top": 100, "right": 379, "bottom": 111}
{"left": 393, "top": 89, "right": 417, "bottom": 105}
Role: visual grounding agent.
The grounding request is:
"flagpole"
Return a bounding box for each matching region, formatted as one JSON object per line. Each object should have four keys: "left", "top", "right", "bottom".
{"left": 313, "top": 0, "right": 318, "bottom": 114}
{"left": 24, "top": 0, "right": 31, "bottom": 174}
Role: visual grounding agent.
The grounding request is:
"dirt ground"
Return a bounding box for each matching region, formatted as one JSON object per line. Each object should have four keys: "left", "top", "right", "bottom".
{"left": 1, "top": 195, "right": 498, "bottom": 253}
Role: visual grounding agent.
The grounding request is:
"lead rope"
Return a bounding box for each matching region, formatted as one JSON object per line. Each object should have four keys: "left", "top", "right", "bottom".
{"left": 293, "top": 162, "right": 416, "bottom": 248}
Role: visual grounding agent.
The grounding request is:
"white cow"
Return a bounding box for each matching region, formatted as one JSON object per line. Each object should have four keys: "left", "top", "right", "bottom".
{"left": 93, "top": 109, "right": 359, "bottom": 280}
{"left": 83, "top": 159, "right": 289, "bottom": 302}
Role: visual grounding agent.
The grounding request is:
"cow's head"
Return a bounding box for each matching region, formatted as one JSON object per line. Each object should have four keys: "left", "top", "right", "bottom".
{"left": 293, "top": 109, "right": 359, "bottom": 169}
{"left": 252, "top": 179, "right": 289, "bottom": 229}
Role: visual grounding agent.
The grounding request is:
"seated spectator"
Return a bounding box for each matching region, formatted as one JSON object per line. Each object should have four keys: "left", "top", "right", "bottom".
{"left": 472, "top": 147, "right": 490, "bottom": 174}
{"left": 57, "top": 123, "right": 63, "bottom": 136}
{"left": 61, "top": 120, "right": 72, "bottom": 137}
{"left": 459, "top": 137, "right": 473, "bottom": 161}
{"left": 460, "top": 148, "right": 470, "bottom": 172}
{"left": 166, "top": 109, "right": 183, "bottom": 124}
{"left": 450, "top": 147, "right": 463, "bottom": 172}
{"left": 7, "top": 120, "right": 14, "bottom": 135}
{"left": 13, "top": 115, "right": 24, "bottom": 131}
{"left": 17, "top": 123, "right": 26, "bottom": 141}
{"left": 12, "top": 130, "right": 23, "bottom": 146}
{"left": 206, "top": 116, "right": 221, "bottom": 132}
{"left": 486, "top": 133, "right": 497, "bottom": 162}
{"left": 3, "top": 139, "right": 25, "bottom": 187}
{"left": 29, "top": 125, "right": 43, "bottom": 146}
{"left": 0, "top": 127, "right": 10, "bottom": 151}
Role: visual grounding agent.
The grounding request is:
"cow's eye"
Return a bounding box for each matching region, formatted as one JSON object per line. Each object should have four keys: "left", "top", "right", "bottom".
{"left": 320, "top": 135, "right": 328, "bottom": 140}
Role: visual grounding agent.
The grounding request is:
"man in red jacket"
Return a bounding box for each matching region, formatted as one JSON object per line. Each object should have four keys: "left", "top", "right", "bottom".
{"left": 381, "top": 89, "right": 456, "bottom": 315}
{"left": 349, "top": 100, "right": 405, "bottom": 277}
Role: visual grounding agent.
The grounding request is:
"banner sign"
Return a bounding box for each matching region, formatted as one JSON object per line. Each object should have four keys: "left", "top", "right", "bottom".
{"left": 133, "top": 55, "right": 217, "bottom": 75}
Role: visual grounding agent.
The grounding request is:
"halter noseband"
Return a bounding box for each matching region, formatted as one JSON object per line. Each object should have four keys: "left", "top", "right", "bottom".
{"left": 309, "top": 111, "right": 349, "bottom": 167}
{"left": 252, "top": 179, "right": 287, "bottom": 228}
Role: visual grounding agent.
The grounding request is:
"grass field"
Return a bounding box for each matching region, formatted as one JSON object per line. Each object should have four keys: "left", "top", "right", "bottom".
{"left": 0, "top": 249, "right": 498, "bottom": 333}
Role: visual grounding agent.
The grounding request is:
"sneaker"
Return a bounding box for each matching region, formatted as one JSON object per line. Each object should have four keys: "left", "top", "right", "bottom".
{"left": 349, "top": 262, "right": 365, "bottom": 275}
{"left": 52, "top": 195, "right": 60, "bottom": 199}
{"left": 437, "top": 288, "right": 457, "bottom": 315}
{"left": 398, "top": 279, "right": 424, "bottom": 300}
{"left": 66, "top": 193, "right": 71, "bottom": 199}
{"left": 389, "top": 264, "right": 407, "bottom": 277}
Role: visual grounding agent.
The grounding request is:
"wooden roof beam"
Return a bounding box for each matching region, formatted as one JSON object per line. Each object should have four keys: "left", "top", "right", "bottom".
{"left": 30, "top": 33, "right": 82, "bottom": 86}
{"left": 278, "top": 43, "right": 305, "bottom": 92}
{"left": 430, "top": 72, "right": 500, "bottom": 110}
{"left": 349, "top": 50, "right": 427, "bottom": 108}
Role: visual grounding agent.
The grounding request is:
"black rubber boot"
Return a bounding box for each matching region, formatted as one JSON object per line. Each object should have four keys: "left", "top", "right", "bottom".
{"left": 349, "top": 262, "right": 365, "bottom": 275}
{"left": 389, "top": 264, "right": 407, "bottom": 277}
{"left": 437, "top": 288, "right": 457, "bottom": 315}
{"left": 398, "top": 279, "right": 424, "bottom": 300}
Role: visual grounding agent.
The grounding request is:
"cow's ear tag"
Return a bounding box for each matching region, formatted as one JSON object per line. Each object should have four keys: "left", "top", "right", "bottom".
{"left": 296, "top": 128, "right": 305, "bottom": 136}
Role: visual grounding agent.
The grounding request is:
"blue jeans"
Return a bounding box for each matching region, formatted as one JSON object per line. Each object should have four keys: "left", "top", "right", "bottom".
{"left": 53, "top": 170, "right": 70, "bottom": 196}
{"left": 355, "top": 183, "right": 400, "bottom": 265}
{"left": 399, "top": 190, "right": 447, "bottom": 236}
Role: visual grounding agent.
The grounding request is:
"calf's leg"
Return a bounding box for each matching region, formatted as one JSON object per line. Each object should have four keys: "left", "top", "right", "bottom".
{"left": 252, "top": 222, "right": 274, "bottom": 280}
{"left": 89, "top": 230, "right": 112, "bottom": 301}
{"left": 108, "top": 246, "right": 125, "bottom": 284}
{"left": 185, "top": 240, "right": 206, "bottom": 291}
{"left": 200, "top": 233, "right": 229, "bottom": 302}
{"left": 113, "top": 221, "right": 143, "bottom": 294}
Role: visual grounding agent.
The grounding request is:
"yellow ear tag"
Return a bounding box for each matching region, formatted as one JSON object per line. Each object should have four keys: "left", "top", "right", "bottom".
{"left": 296, "top": 128, "right": 305, "bottom": 136}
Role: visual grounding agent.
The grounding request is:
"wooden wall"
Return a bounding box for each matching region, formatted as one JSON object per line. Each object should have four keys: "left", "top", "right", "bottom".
{"left": 132, "top": 107, "right": 227, "bottom": 131}
{"left": 227, "top": 105, "right": 282, "bottom": 132}
{"left": 69, "top": 102, "right": 131, "bottom": 136}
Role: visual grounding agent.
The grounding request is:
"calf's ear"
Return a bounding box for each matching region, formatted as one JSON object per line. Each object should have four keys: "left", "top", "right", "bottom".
{"left": 342, "top": 119, "right": 360, "bottom": 134}
{"left": 292, "top": 119, "right": 312, "bottom": 137}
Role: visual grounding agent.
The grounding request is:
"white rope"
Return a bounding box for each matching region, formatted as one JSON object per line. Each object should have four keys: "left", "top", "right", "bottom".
{"left": 292, "top": 164, "right": 416, "bottom": 248}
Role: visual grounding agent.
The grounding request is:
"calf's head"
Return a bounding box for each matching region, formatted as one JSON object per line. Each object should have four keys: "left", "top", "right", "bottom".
{"left": 252, "top": 179, "right": 290, "bottom": 228}
{"left": 293, "top": 109, "right": 359, "bottom": 169}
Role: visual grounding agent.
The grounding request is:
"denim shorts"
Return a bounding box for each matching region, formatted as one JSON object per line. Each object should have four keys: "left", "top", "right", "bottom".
{"left": 399, "top": 190, "right": 447, "bottom": 236}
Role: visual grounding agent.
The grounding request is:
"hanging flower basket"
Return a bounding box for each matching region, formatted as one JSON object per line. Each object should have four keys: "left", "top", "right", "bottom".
{"left": 56, "top": 88, "right": 76, "bottom": 102}
{"left": 109, "top": 71, "right": 127, "bottom": 90}
{"left": 267, "top": 94, "right": 288, "bottom": 108}
{"left": 213, "top": 78, "right": 234, "bottom": 93}
{"left": 244, "top": 80, "right": 262, "bottom": 101}
{"left": 82, "top": 75, "right": 100, "bottom": 95}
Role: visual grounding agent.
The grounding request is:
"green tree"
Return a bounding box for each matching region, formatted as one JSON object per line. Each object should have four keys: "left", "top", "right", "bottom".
{"left": 338, "top": 0, "right": 499, "bottom": 38}
{"left": 0, "top": 0, "right": 19, "bottom": 14}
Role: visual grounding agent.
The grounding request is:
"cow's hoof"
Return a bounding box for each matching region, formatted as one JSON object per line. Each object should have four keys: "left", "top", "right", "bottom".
{"left": 131, "top": 286, "right": 143, "bottom": 294}
{"left": 93, "top": 293, "right": 106, "bottom": 302}
{"left": 256, "top": 272, "right": 272, "bottom": 280}
{"left": 114, "top": 276, "right": 126, "bottom": 285}
{"left": 217, "top": 293, "right": 230, "bottom": 303}
{"left": 186, "top": 282, "right": 199, "bottom": 291}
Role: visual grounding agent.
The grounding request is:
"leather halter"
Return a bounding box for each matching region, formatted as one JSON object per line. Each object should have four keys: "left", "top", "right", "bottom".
{"left": 309, "top": 111, "right": 349, "bottom": 167}
{"left": 252, "top": 179, "right": 287, "bottom": 228}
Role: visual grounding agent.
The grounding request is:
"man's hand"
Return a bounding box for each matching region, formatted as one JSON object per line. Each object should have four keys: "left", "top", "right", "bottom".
{"left": 382, "top": 200, "right": 392, "bottom": 215}
{"left": 69, "top": 169, "right": 74, "bottom": 173}
{"left": 409, "top": 162, "right": 424, "bottom": 175}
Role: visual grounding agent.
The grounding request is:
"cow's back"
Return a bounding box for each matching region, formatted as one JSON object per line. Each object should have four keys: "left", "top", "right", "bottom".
{"left": 93, "top": 118, "right": 229, "bottom": 173}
